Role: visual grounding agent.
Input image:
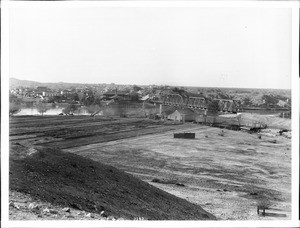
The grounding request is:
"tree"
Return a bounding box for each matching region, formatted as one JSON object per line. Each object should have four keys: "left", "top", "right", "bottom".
{"left": 62, "top": 104, "right": 78, "bottom": 115}
{"left": 74, "top": 106, "right": 83, "bottom": 116}
{"left": 133, "top": 85, "right": 142, "bottom": 92}
{"left": 261, "top": 95, "right": 279, "bottom": 108}
{"left": 242, "top": 97, "right": 252, "bottom": 107}
{"left": 77, "top": 92, "right": 85, "bottom": 105}
{"left": 207, "top": 100, "right": 219, "bottom": 115}
{"left": 72, "top": 93, "right": 79, "bottom": 102}
{"left": 36, "top": 102, "right": 50, "bottom": 116}
{"left": 86, "top": 104, "right": 101, "bottom": 120}
{"left": 25, "top": 101, "right": 34, "bottom": 108}
{"left": 48, "top": 95, "right": 62, "bottom": 103}
{"left": 257, "top": 198, "right": 272, "bottom": 216}
{"left": 9, "top": 103, "right": 21, "bottom": 116}
{"left": 83, "top": 90, "right": 95, "bottom": 106}
{"left": 93, "top": 91, "right": 103, "bottom": 105}
{"left": 86, "top": 104, "right": 101, "bottom": 115}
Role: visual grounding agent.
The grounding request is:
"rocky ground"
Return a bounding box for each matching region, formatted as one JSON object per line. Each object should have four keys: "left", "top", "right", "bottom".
{"left": 9, "top": 191, "right": 117, "bottom": 220}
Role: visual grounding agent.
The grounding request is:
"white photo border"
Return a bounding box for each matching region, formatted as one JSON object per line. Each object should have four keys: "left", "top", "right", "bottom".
{"left": 1, "top": 1, "right": 299, "bottom": 227}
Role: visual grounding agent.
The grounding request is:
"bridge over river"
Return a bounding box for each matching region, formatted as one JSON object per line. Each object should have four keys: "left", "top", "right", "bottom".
{"left": 150, "top": 94, "right": 240, "bottom": 113}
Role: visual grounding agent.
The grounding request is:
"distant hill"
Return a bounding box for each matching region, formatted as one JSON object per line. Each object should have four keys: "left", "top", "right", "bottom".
{"left": 9, "top": 78, "right": 96, "bottom": 90}
{"left": 10, "top": 78, "right": 43, "bottom": 89}
{"left": 10, "top": 144, "right": 216, "bottom": 220}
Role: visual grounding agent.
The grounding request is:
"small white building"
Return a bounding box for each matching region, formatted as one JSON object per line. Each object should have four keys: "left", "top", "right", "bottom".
{"left": 167, "top": 109, "right": 196, "bottom": 122}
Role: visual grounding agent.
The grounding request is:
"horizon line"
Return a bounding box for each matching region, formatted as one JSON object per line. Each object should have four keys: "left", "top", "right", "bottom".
{"left": 9, "top": 77, "right": 291, "bottom": 91}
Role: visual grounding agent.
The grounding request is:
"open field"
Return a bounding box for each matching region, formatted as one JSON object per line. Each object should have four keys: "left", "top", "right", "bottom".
{"left": 9, "top": 115, "right": 291, "bottom": 220}
{"left": 65, "top": 125, "right": 291, "bottom": 220}
{"left": 10, "top": 116, "right": 194, "bottom": 149}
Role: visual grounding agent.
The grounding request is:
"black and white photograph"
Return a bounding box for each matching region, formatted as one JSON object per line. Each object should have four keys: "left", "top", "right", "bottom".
{"left": 1, "top": 1, "right": 299, "bottom": 227}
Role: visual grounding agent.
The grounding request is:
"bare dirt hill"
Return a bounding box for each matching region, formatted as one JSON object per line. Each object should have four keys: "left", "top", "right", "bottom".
{"left": 9, "top": 143, "right": 216, "bottom": 220}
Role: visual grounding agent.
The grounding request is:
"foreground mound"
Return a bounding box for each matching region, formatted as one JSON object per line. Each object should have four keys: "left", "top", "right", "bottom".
{"left": 10, "top": 144, "right": 216, "bottom": 220}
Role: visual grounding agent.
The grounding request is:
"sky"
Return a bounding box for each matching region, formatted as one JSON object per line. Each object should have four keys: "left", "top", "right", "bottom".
{"left": 9, "top": 6, "right": 292, "bottom": 89}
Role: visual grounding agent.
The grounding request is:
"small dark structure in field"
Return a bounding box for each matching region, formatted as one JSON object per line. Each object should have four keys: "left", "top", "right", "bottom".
{"left": 257, "top": 199, "right": 272, "bottom": 216}
{"left": 240, "top": 126, "right": 263, "bottom": 133}
{"left": 279, "top": 111, "right": 291, "bottom": 119}
{"left": 257, "top": 206, "right": 267, "bottom": 216}
{"left": 174, "top": 132, "right": 195, "bottom": 139}
{"left": 258, "top": 135, "right": 262, "bottom": 139}
{"left": 218, "top": 130, "right": 225, "bottom": 137}
{"left": 279, "top": 129, "right": 289, "bottom": 135}
{"left": 151, "top": 178, "right": 185, "bottom": 187}
{"left": 148, "top": 113, "right": 161, "bottom": 120}
{"left": 212, "top": 123, "right": 240, "bottom": 131}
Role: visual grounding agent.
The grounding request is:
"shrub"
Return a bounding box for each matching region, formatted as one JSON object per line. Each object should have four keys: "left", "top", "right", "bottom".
{"left": 63, "top": 104, "right": 78, "bottom": 115}
{"left": 9, "top": 103, "right": 21, "bottom": 116}
{"left": 36, "top": 102, "right": 50, "bottom": 116}
{"left": 151, "top": 178, "right": 160, "bottom": 183}
{"left": 86, "top": 105, "right": 101, "bottom": 114}
{"left": 257, "top": 198, "right": 272, "bottom": 209}
{"left": 151, "top": 176, "right": 184, "bottom": 186}
{"left": 257, "top": 198, "right": 272, "bottom": 216}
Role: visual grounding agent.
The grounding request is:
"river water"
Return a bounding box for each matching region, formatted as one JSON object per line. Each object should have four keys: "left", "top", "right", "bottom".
{"left": 16, "top": 108, "right": 90, "bottom": 116}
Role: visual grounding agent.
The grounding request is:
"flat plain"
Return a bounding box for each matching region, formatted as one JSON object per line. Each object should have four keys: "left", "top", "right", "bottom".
{"left": 9, "top": 114, "right": 291, "bottom": 220}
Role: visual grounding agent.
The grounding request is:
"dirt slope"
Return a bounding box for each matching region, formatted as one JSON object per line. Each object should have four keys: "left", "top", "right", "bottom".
{"left": 9, "top": 144, "right": 216, "bottom": 220}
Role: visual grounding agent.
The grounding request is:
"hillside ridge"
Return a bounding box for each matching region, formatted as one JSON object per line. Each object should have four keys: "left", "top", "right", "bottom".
{"left": 10, "top": 144, "right": 216, "bottom": 220}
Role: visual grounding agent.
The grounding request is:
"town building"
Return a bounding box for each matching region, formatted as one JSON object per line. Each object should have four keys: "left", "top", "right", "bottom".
{"left": 166, "top": 108, "right": 197, "bottom": 122}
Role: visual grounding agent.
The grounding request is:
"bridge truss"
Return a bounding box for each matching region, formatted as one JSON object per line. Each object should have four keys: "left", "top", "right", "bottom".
{"left": 151, "top": 94, "right": 240, "bottom": 113}
{"left": 161, "top": 94, "right": 207, "bottom": 110}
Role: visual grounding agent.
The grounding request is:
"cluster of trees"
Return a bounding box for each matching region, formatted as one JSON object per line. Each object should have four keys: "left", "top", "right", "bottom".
{"left": 36, "top": 102, "right": 50, "bottom": 116}
{"left": 9, "top": 101, "right": 103, "bottom": 117}
{"left": 260, "top": 94, "right": 290, "bottom": 108}
{"left": 47, "top": 90, "right": 103, "bottom": 106}
{"left": 9, "top": 89, "right": 105, "bottom": 117}
{"left": 62, "top": 104, "right": 78, "bottom": 115}
{"left": 240, "top": 94, "right": 290, "bottom": 109}
{"left": 61, "top": 104, "right": 102, "bottom": 116}
{"left": 207, "top": 100, "right": 219, "bottom": 115}
{"left": 9, "top": 101, "right": 51, "bottom": 116}
{"left": 216, "top": 93, "right": 234, "bottom": 100}
{"left": 9, "top": 103, "right": 21, "bottom": 116}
